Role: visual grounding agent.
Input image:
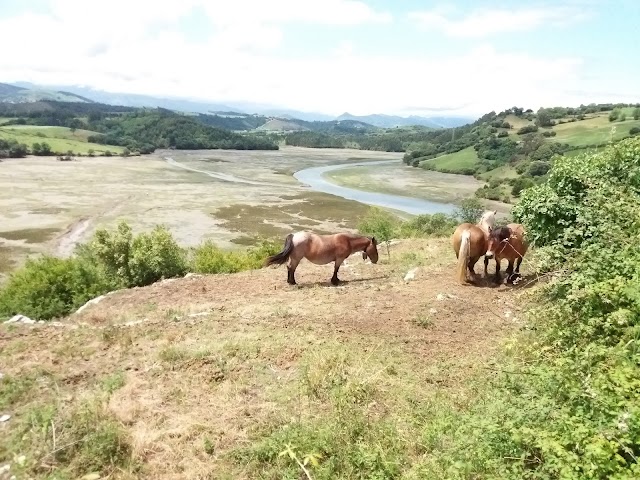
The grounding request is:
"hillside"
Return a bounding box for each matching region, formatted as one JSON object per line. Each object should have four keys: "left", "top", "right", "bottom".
{"left": 255, "top": 118, "right": 309, "bottom": 132}
{"left": 337, "top": 112, "right": 472, "bottom": 129}
{"left": 0, "top": 82, "right": 92, "bottom": 104}
{"left": 0, "top": 125, "right": 125, "bottom": 155}
{"left": 0, "top": 102, "right": 279, "bottom": 154}
{"left": 405, "top": 103, "right": 640, "bottom": 202}
{"left": 0, "top": 238, "right": 524, "bottom": 479}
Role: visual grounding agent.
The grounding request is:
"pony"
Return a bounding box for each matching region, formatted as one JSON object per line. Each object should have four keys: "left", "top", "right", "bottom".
{"left": 451, "top": 210, "right": 496, "bottom": 284}
{"left": 265, "top": 231, "right": 379, "bottom": 286}
{"left": 484, "top": 223, "right": 529, "bottom": 284}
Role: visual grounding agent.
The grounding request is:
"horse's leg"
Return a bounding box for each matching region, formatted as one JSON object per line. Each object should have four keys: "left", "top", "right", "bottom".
{"left": 468, "top": 256, "right": 479, "bottom": 276}
{"left": 287, "top": 256, "right": 301, "bottom": 285}
{"left": 330, "top": 258, "right": 345, "bottom": 286}
{"left": 494, "top": 258, "right": 502, "bottom": 284}
{"left": 506, "top": 259, "right": 515, "bottom": 284}
{"left": 483, "top": 255, "right": 489, "bottom": 278}
{"left": 515, "top": 256, "right": 523, "bottom": 274}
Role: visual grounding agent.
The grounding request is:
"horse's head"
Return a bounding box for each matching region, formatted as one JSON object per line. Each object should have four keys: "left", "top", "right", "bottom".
{"left": 486, "top": 226, "right": 511, "bottom": 259}
{"left": 479, "top": 210, "right": 497, "bottom": 232}
{"left": 362, "top": 237, "right": 379, "bottom": 264}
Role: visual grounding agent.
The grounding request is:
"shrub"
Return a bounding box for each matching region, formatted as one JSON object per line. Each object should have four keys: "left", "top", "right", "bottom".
{"left": 496, "top": 131, "right": 508, "bottom": 138}
{"left": 0, "top": 256, "right": 116, "bottom": 320}
{"left": 516, "top": 124, "right": 538, "bottom": 135}
{"left": 190, "top": 240, "right": 280, "bottom": 274}
{"left": 633, "top": 107, "right": 640, "bottom": 120}
{"left": 541, "top": 130, "right": 556, "bottom": 137}
{"left": 527, "top": 160, "right": 551, "bottom": 177}
{"left": 399, "top": 213, "right": 457, "bottom": 237}
{"left": 357, "top": 207, "right": 397, "bottom": 248}
{"left": 609, "top": 109, "right": 620, "bottom": 121}
{"left": 510, "top": 177, "right": 535, "bottom": 196}
{"left": 453, "top": 197, "right": 484, "bottom": 223}
{"left": 83, "top": 221, "right": 187, "bottom": 288}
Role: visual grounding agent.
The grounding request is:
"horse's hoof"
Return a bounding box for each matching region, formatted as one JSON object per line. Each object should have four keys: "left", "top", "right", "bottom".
{"left": 331, "top": 279, "right": 340, "bottom": 286}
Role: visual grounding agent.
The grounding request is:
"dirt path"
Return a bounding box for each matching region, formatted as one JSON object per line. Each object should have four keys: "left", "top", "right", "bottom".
{"left": 55, "top": 217, "right": 91, "bottom": 256}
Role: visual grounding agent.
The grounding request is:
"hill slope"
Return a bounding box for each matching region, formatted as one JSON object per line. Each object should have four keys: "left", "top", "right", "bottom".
{"left": 0, "top": 82, "right": 92, "bottom": 104}
{"left": 0, "top": 238, "right": 524, "bottom": 479}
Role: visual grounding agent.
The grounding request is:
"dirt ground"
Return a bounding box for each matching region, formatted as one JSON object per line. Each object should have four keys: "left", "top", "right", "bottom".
{"left": 0, "top": 238, "right": 532, "bottom": 479}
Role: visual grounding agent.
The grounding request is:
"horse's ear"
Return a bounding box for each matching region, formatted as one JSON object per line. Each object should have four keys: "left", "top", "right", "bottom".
{"left": 493, "top": 210, "right": 497, "bottom": 215}
{"left": 372, "top": 236, "right": 376, "bottom": 244}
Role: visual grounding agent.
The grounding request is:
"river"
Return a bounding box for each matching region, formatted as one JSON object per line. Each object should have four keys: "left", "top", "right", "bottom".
{"left": 293, "top": 160, "right": 457, "bottom": 215}
{"left": 165, "top": 156, "right": 457, "bottom": 216}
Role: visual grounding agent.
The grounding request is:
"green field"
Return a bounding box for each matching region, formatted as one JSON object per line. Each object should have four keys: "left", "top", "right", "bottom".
{"left": 0, "top": 125, "right": 124, "bottom": 155}
{"left": 478, "top": 164, "right": 519, "bottom": 182}
{"left": 551, "top": 115, "right": 640, "bottom": 147}
{"left": 419, "top": 146, "right": 479, "bottom": 171}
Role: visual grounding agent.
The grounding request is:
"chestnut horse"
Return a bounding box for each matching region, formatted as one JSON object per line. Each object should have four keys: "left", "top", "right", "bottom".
{"left": 451, "top": 210, "right": 497, "bottom": 284}
{"left": 485, "top": 223, "right": 529, "bottom": 284}
{"left": 265, "top": 232, "right": 379, "bottom": 286}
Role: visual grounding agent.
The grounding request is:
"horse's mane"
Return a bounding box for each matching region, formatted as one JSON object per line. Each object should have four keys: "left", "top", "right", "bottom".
{"left": 490, "top": 225, "right": 511, "bottom": 240}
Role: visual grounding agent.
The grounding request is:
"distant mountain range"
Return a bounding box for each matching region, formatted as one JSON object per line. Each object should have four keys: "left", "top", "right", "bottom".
{"left": 1, "top": 81, "right": 475, "bottom": 128}
{"left": 336, "top": 112, "right": 473, "bottom": 129}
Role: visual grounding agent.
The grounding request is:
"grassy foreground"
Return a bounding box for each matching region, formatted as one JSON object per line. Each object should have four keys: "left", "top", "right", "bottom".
{"left": 0, "top": 236, "right": 524, "bottom": 479}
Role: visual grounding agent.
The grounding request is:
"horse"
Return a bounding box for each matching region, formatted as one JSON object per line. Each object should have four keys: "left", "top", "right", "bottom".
{"left": 484, "top": 223, "right": 529, "bottom": 284}
{"left": 451, "top": 210, "right": 497, "bottom": 284}
{"left": 264, "top": 231, "right": 379, "bottom": 286}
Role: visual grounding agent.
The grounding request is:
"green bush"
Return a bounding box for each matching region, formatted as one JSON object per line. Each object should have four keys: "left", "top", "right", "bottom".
{"left": 434, "top": 136, "right": 640, "bottom": 479}
{"left": 357, "top": 207, "right": 398, "bottom": 247}
{"left": 0, "top": 256, "right": 116, "bottom": 320}
{"left": 83, "top": 221, "right": 187, "bottom": 288}
{"left": 399, "top": 213, "right": 457, "bottom": 237}
{"left": 453, "top": 197, "right": 485, "bottom": 223}
{"left": 0, "top": 221, "right": 278, "bottom": 321}
{"left": 630, "top": 126, "right": 640, "bottom": 135}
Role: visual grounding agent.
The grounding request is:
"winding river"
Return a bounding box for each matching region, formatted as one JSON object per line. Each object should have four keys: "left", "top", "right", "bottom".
{"left": 293, "top": 160, "right": 457, "bottom": 215}
{"left": 165, "top": 156, "right": 457, "bottom": 215}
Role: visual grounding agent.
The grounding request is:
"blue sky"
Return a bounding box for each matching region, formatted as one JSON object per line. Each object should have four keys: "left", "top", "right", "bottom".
{"left": 0, "top": 0, "right": 638, "bottom": 116}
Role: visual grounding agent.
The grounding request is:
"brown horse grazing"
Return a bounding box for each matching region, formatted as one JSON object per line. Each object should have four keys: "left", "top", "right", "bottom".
{"left": 265, "top": 232, "right": 379, "bottom": 286}
{"left": 484, "top": 223, "right": 529, "bottom": 284}
{"left": 451, "top": 210, "right": 496, "bottom": 284}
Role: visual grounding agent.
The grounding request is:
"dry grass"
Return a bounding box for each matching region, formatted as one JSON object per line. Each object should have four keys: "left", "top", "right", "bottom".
{"left": 0, "top": 238, "right": 532, "bottom": 479}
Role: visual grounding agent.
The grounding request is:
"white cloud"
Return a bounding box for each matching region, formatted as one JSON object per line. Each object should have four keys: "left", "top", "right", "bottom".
{"left": 1, "top": 1, "right": 631, "bottom": 117}
{"left": 409, "top": 6, "right": 591, "bottom": 38}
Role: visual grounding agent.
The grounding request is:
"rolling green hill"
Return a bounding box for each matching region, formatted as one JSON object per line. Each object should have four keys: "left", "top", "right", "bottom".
{"left": 405, "top": 103, "right": 640, "bottom": 203}
{"left": 0, "top": 125, "right": 124, "bottom": 155}
{"left": 0, "top": 102, "right": 279, "bottom": 154}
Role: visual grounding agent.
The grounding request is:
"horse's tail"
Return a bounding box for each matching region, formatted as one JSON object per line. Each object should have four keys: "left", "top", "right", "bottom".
{"left": 264, "top": 233, "right": 294, "bottom": 267}
{"left": 456, "top": 229, "right": 471, "bottom": 284}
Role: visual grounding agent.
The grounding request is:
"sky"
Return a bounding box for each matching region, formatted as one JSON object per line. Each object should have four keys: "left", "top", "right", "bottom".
{"left": 0, "top": 0, "right": 638, "bottom": 117}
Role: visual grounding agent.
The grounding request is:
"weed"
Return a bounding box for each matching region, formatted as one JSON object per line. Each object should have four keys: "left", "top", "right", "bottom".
{"left": 413, "top": 313, "right": 433, "bottom": 329}
{"left": 101, "top": 371, "right": 125, "bottom": 395}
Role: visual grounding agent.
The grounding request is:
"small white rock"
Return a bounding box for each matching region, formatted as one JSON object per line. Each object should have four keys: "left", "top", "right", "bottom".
{"left": 436, "top": 293, "right": 445, "bottom": 301}
{"left": 429, "top": 308, "right": 438, "bottom": 314}
{"left": 0, "top": 414, "right": 11, "bottom": 422}
{"left": 15, "top": 455, "right": 25, "bottom": 466}
{"left": 75, "top": 295, "right": 106, "bottom": 314}
{"left": 0, "top": 464, "right": 9, "bottom": 474}
{"left": 504, "top": 310, "right": 512, "bottom": 318}
{"left": 404, "top": 268, "right": 418, "bottom": 282}
{"left": 5, "top": 314, "right": 34, "bottom": 324}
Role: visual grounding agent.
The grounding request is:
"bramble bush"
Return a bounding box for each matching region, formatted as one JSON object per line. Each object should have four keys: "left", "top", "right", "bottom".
{"left": 416, "top": 136, "right": 640, "bottom": 479}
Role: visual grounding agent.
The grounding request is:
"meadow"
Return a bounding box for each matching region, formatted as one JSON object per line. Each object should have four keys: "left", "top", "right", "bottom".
{"left": 0, "top": 125, "right": 125, "bottom": 154}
